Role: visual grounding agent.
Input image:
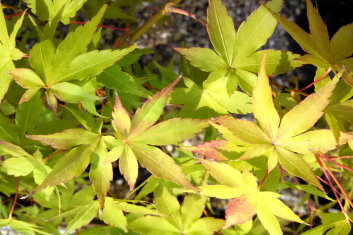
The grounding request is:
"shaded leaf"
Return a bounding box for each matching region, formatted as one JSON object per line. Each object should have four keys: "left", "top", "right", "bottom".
{"left": 174, "top": 47, "right": 226, "bottom": 72}
{"left": 276, "top": 147, "right": 323, "bottom": 190}
{"left": 58, "top": 46, "right": 136, "bottom": 83}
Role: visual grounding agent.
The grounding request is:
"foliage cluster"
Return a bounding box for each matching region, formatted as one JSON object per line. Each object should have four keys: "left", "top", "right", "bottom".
{"left": 0, "top": 0, "right": 353, "bottom": 234}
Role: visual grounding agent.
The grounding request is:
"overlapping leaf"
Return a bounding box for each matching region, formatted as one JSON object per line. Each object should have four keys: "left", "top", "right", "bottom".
{"left": 9, "top": 5, "right": 136, "bottom": 112}
{"left": 262, "top": 0, "right": 353, "bottom": 86}
{"left": 0, "top": 5, "right": 25, "bottom": 101}
{"left": 197, "top": 159, "right": 304, "bottom": 235}
{"left": 175, "top": 0, "right": 301, "bottom": 98}
{"left": 192, "top": 56, "right": 341, "bottom": 190}
{"left": 129, "top": 184, "right": 224, "bottom": 235}
{"left": 110, "top": 77, "right": 209, "bottom": 190}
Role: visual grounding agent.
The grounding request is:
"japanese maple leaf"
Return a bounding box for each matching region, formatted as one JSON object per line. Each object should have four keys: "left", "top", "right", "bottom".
{"left": 175, "top": 0, "right": 301, "bottom": 95}
{"left": 9, "top": 5, "right": 136, "bottom": 112}
{"left": 197, "top": 159, "right": 305, "bottom": 235}
{"left": 28, "top": 77, "right": 207, "bottom": 207}
{"left": 105, "top": 77, "right": 209, "bottom": 191}
{"left": 129, "top": 184, "right": 224, "bottom": 235}
{"left": 210, "top": 55, "right": 341, "bottom": 190}
{"left": 262, "top": 0, "right": 353, "bottom": 86}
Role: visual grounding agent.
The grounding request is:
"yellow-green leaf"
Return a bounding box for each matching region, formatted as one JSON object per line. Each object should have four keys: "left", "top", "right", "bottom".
{"left": 306, "top": 0, "right": 330, "bottom": 59}
{"left": 28, "top": 128, "right": 99, "bottom": 149}
{"left": 154, "top": 185, "right": 182, "bottom": 230}
{"left": 99, "top": 197, "right": 127, "bottom": 231}
{"left": 10, "top": 68, "right": 44, "bottom": 88}
{"left": 276, "top": 147, "right": 323, "bottom": 190}
{"left": 130, "top": 143, "right": 196, "bottom": 191}
{"left": 129, "top": 118, "right": 209, "bottom": 145}
{"left": 207, "top": 0, "right": 236, "bottom": 65}
{"left": 130, "top": 77, "right": 180, "bottom": 135}
{"left": 214, "top": 116, "right": 270, "bottom": 144}
{"left": 277, "top": 78, "right": 338, "bottom": 140}
{"left": 35, "top": 145, "right": 93, "bottom": 192}
{"left": 330, "top": 23, "right": 353, "bottom": 63}
{"left": 175, "top": 47, "right": 226, "bottom": 72}
{"left": 253, "top": 54, "right": 280, "bottom": 140}
{"left": 119, "top": 146, "right": 139, "bottom": 190}
{"left": 233, "top": 0, "right": 282, "bottom": 62}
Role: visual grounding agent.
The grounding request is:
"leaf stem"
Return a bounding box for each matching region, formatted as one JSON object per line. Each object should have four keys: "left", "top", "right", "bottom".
{"left": 128, "top": 0, "right": 181, "bottom": 44}
{"left": 8, "top": 178, "right": 19, "bottom": 219}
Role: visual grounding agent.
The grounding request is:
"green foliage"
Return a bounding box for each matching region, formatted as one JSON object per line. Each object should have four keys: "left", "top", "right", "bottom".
{"left": 0, "top": 0, "right": 353, "bottom": 234}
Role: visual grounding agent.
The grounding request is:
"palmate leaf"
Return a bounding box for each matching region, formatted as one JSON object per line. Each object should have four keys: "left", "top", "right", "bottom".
{"left": 197, "top": 159, "right": 304, "bottom": 234}
{"left": 206, "top": 56, "right": 338, "bottom": 189}
{"left": 262, "top": 0, "right": 353, "bottom": 77}
{"left": 171, "top": 77, "right": 252, "bottom": 118}
{"left": 176, "top": 0, "right": 299, "bottom": 97}
{"left": 130, "top": 184, "right": 223, "bottom": 235}
{"left": 109, "top": 78, "right": 205, "bottom": 191}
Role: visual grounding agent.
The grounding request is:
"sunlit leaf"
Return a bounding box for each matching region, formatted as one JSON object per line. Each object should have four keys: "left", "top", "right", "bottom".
{"left": 35, "top": 145, "right": 93, "bottom": 191}
{"left": 207, "top": 0, "right": 235, "bottom": 65}
{"left": 99, "top": 197, "right": 127, "bottom": 231}
{"left": 28, "top": 128, "right": 99, "bottom": 149}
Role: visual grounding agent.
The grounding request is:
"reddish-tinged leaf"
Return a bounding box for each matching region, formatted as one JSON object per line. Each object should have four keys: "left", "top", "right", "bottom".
{"left": 182, "top": 140, "right": 228, "bottom": 160}
{"left": 223, "top": 195, "right": 256, "bottom": 229}
{"left": 130, "top": 143, "right": 197, "bottom": 191}
{"left": 130, "top": 77, "right": 181, "bottom": 134}
{"left": 112, "top": 96, "right": 131, "bottom": 137}
{"left": 174, "top": 47, "right": 226, "bottom": 72}
{"left": 28, "top": 128, "right": 100, "bottom": 149}
{"left": 129, "top": 118, "right": 209, "bottom": 145}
